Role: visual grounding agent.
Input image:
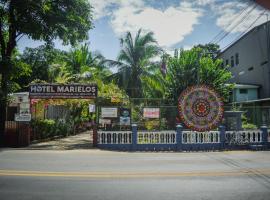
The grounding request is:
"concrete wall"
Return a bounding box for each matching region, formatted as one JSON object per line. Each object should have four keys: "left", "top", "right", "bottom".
{"left": 220, "top": 22, "right": 270, "bottom": 98}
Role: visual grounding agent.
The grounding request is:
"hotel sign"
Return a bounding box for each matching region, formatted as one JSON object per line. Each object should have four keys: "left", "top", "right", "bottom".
{"left": 29, "top": 84, "right": 97, "bottom": 99}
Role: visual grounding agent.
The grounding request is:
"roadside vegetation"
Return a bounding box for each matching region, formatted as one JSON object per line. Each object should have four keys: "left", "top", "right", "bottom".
{"left": 0, "top": 1, "right": 233, "bottom": 142}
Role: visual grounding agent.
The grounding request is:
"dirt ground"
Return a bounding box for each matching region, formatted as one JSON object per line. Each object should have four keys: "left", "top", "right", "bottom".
{"left": 27, "top": 131, "right": 93, "bottom": 150}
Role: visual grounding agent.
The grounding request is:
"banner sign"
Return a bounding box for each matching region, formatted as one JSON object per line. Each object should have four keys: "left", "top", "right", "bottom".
{"left": 101, "top": 107, "right": 118, "bottom": 118}
{"left": 29, "top": 84, "right": 97, "bottom": 99}
{"left": 143, "top": 108, "right": 160, "bottom": 118}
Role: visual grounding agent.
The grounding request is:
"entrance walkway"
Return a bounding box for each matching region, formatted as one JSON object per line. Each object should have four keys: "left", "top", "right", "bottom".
{"left": 28, "top": 131, "right": 93, "bottom": 150}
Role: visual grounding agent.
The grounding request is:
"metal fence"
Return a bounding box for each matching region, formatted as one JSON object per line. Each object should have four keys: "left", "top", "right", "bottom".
{"left": 96, "top": 97, "right": 270, "bottom": 132}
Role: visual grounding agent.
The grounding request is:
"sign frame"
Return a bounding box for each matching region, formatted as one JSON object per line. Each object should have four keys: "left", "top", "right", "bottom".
{"left": 143, "top": 108, "right": 160, "bottom": 119}
{"left": 29, "top": 83, "right": 97, "bottom": 99}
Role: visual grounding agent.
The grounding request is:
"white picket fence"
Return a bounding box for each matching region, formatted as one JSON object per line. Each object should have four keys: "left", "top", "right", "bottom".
{"left": 182, "top": 131, "right": 220, "bottom": 144}
{"left": 137, "top": 131, "right": 176, "bottom": 144}
{"left": 97, "top": 129, "right": 267, "bottom": 146}
{"left": 225, "top": 130, "right": 262, "bottom": 144}
{"left": 98, "top": 131, "right": 132, "bottom": 144}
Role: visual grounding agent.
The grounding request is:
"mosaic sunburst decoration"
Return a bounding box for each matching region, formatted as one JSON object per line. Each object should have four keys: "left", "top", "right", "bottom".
{"left": 178, "top": 85, "right": 224, "bottom": 132}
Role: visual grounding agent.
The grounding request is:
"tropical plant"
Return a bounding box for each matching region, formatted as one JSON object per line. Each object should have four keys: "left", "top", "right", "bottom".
{"left": 164, "top": 47, "right": 233, "bottom": 103}
{"left": 65, "top": 44, "right": 111, "bottom": 83}
{"left": 108, "top": 29, "right": 162, "bottom": 98}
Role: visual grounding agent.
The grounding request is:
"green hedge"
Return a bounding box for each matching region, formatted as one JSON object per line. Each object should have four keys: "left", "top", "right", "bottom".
{"left": 31, "top": 119, "right": 73, "bottom": 140}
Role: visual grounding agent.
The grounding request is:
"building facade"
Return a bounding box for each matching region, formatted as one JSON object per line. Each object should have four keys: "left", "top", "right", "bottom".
{"left": 219, "top": 21, "right": 270, "bottom": 99}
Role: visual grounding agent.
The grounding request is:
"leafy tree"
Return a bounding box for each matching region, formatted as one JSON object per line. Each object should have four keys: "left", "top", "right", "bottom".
{"left": 0, "top": 0, "right": 93, "bottom": 144}
{"left": 108, "top": 29, "right": 162, "bottom": 98}
{"left": 165, "top": 47, "right": 233, "bottom": 103}
{"left": 65, "top": 44, "right": 110, "bottom": 83}
{"left": 20, "top": 45, "right": 67, "bottom": 84}
{"left": 194, "top": 43, "right": 220, "bottom": 60}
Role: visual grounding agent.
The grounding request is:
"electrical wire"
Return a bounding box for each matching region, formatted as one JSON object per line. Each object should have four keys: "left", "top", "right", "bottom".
{"left": 213, "top": 3, "right": 258, "bottom": 44}
{"left": 210, "top": 0, "right": 253, "bottom": 44}
{"left": 220, "top": 9, "right": 267, "bottom": 52}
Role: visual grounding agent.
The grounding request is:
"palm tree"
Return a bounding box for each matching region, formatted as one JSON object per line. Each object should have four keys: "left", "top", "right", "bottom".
{"left": 64, "top": 44, "right": 111, "bottom": 82}
{"left": 108, "top": 29, "right": 162, "bottom": 98}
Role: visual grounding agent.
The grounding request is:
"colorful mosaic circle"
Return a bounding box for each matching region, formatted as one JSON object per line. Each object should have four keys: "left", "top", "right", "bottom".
{"left": 178, "top": 85, "right": 224, "bottom": 132}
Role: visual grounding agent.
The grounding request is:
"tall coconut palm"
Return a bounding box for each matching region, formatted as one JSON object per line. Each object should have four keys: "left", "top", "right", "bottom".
{"left": 65, "top": 44, "right": 111, "bottom": 82}
{"left": 108, "top": 29, "right": 162, "bottom": 98}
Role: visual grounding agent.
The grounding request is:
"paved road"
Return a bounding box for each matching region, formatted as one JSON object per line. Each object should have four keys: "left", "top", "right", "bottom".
{"left": 0, "top": 149, "right": 270, "bottom": 200}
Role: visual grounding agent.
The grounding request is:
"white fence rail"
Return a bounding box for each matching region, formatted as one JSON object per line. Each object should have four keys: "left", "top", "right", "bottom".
{"left": 98, "top": 131, "right": 132, "bottom": 144}
{"left": 225, "top": 130, "right": 262, "bottom": 144}
{"left": 137, "top": 131, "right": 176, "bottom": 144}
{"left": 182, "top": 131, "right": 220, "bottom": 144}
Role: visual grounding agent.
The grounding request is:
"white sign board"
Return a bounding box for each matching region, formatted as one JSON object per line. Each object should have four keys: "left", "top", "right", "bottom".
{"left": 120, "top": 117, "right": 131, "bottom": 126}
{"left": 99, "top": 118, "right": 111, "bottom": 125}
{"left": 20, "top": 103, "right": 30, "bottom": 114}
{"left": 13, "top": 92, "right": 29, "bottom": 103}
{"left": 143, "top": 108, "right": 160, "bottom": 118}
{"left": 101, "top": 107, "right": 118, "bottom": 118}
{"left": 15, "top": 113, "right": 31, "bottom": 122}
{"left": 89, "top": 104, "right": 95, "bottom": 113}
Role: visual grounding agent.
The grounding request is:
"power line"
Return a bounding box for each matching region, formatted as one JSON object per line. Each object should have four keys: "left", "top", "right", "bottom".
{"left": 220, "top": 9, "right": 267, "bottom": 52}
{"left": 210, "top": 1, "right": 252, "bottom": 44}
{"left": 214, "top": 3, "right": 258, "bottom": 44}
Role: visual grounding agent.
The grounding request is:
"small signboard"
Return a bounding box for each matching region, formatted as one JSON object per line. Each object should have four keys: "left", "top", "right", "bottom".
{"left": 120, "top": 117, "right": 130, "bottom": 126}
{"left": 99, "top": 119, "right": 111, "bottom": 125}
{"left": 143, "top": 108, "right": 160, "bottom": 118}
{"left": 29, "top": 83, "right": 97, "bottom": 99}
{"left": 101, "top": 107, "right": 118, "bottom": 118}
{"left": 20, "top": 103, "right": 30, "bottom": 114}
{"left": 89, "top": 104, "right": 95, "bottom": 113}
{"left": 15, "top": 113, "right": 31, "bottom": 122}
{"left": 119, "top": 108, "right": 131, "bottom": 125}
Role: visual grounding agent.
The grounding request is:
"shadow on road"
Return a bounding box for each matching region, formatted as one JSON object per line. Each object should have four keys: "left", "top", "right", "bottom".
{"left": 25, "top": 132, "right": 95, "bottom": 150}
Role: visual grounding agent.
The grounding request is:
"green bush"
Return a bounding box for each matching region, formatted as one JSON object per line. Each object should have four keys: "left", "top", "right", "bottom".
{"left": 241, "top": 113, "right": 257, "bottom": 130}
{"left": 31, "top": 119, "right": 72, "bottom": 140}
{"left": 242, "top": 123, "right": 257, "bottom": 130}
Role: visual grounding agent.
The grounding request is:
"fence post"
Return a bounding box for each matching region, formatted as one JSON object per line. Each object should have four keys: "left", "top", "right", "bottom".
{"left": 176, "top": 124, "right": 182, "bottom": 151}
{"left": 93, "top": 124, "right": 98, "bottom": 147}
{"left": 219, "top": 125, "right": 225, "bottom": 150}
{"left": 261, "top": 125, "right": 268, "bottom": 145}
{"left": 132, "top": 124, "right": 137, "bottom": 151}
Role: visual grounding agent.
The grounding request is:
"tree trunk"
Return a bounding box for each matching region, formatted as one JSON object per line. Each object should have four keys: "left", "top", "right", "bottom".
{"left": 0, "top": 71, "right": 8, "bottom": 146}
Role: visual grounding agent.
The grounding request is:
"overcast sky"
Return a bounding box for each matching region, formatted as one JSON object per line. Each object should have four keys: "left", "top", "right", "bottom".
{"left": 18, "top": 0, "right": 269, "bottom": 60}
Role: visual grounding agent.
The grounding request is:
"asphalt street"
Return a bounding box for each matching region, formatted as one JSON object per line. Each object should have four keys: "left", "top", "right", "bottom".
{"left": 0, "top": 149, "right": 270, "bottom": 200}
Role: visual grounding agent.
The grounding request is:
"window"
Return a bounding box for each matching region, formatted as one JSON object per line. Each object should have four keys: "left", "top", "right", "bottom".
{"left": 239, "top": 89, "right": 248, "bottom": 94}
{"left": 231, "top": 56, "right": 234, "bottom": 67}
{"left": 225, "top": 59, "right": 229, "bottom": 66}
{"left": 235, "top": 53, "right": 239, "bottom": 65}
{"left": 248, "top": 67, "right": 254, "bottom": 71}
{"left": 261, "top": 61, "right": 268, "bottom": 66}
